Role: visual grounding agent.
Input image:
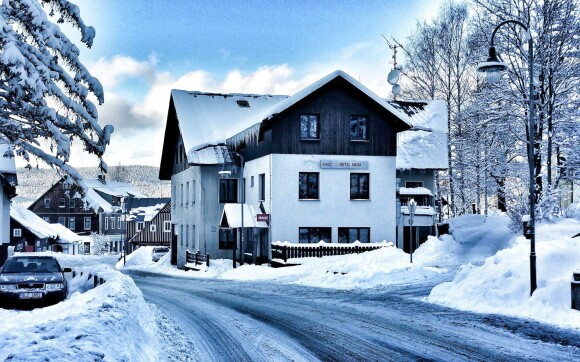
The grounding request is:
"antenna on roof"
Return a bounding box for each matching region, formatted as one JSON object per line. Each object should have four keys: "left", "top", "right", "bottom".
{"left": 382, "top": 34, "right": 403, "bottom": 101}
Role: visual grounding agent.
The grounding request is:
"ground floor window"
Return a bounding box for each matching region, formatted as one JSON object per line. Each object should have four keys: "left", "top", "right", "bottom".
{"left": 58, "top": 217, "right": 65, "bottom": 226}
{"left": 68, "top": 217, "right": 75, "bottom": 230}
{"left": 338, "top": 227, "right": 370, "bottom": 243}
{"left": 350, "top": 173, "right": 369, "bottom": 199}
{"left": 219, "top": 228, "right": 236, "bottom": 249}
{"left": 299, "top": 227, "right": 331, "bottom": 243}
{"left": 84, "top": 217, "right": 91, "bottom": 230}
{"left": 13, "top": 228, "right": 21, "bottom": 237}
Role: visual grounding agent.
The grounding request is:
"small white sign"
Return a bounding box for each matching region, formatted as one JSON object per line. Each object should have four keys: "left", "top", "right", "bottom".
{"left": 320, "top": 160, "right": 369, "bottom": 170}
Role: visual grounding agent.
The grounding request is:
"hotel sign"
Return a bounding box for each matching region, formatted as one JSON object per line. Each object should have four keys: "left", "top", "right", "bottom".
{"left": 320, "top": 160, "right": 369, "bottom": 169}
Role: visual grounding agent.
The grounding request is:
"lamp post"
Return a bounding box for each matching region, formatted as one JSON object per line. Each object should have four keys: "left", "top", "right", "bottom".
{"left": 408, "top": 198, "right": 417, "bottom": 263}
{"left": 477, "top": 19, "right": 537, "bottom": 295}
{"left": 219, "top": 150, "right": 245, "bottom": 268}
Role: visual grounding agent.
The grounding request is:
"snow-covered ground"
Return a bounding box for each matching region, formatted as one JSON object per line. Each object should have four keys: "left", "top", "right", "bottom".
{"left": 429, "top": 217, "right": 580, "bottom": 329}
{"left": 122, "top": 214, "right": 580, "bottom": 331}
{"left": 2, "top": 214, "right": 578, "bottom": 360}
{"left": 0, "top": 253, "right": 163, "bottom": 361}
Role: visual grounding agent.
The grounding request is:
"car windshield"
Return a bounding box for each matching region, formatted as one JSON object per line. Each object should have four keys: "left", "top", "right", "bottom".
{"left": 2, "top": 257, "right": 61, "bottom": 273}
{"left": 154, "top": 248, "right": 169, "bottom": 253}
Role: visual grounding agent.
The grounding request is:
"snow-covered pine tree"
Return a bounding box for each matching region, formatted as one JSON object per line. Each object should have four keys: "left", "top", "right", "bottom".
{"left": 0, "top": 0, "right": 113, "bottom": 192}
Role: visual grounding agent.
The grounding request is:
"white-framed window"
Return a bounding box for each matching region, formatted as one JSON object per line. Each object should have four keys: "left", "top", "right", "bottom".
{"left": 59, "top": 198, "right": 65, "bottom": 208}
{"left": 180, "top": 225, "right": 184, "bottom": 246}
{"left": 163, "top": 221, "right": 171, "bottom": 233}
{"left": 118, "top": 217, "right": 122, "bottom": 229}
{"left": 350, "top": 115, "right": 368, "bottom": 141}
{"left": 84, "top": 217, "right": 91, "bottom": 230}
{"left": 192, "top": 180, "right": 196, "bottom": 203}
{"left": 150, "top": 224, "right": 156, "bottom": 232}
{"left": 13, "top": 228, "right": 21, "bottom": 237}
{"left": 104, "top": 217, "right": 109, "bottom": 230}
{"left": 110, "top": 217, "right": 116, "bottom": 230}
{"left": 42, "top": 217, "right": 50, "bottom": 223}
{"left": 44, "top": 198, "right": 50, "bottom": 208}
{"left": 58, "top": 217, "right": 66, "bottom": 226}
{"left": 69, "top": 198, "right": 75, "bottom": 209}
{"left": 137, "top": 222, "right": 144, "bottom": 231}
{"left": 300, "top": 114, "right": 320, "bottom": 140}
{"left": 68, "top": 217, "right": 75, "bottom": 230}
{"left": 185, "top": 225, "right": 189, "bottom": 246}
{"left": 251, "top": 176, "right": 254, "bottom": 187}
{"left": 185, "top": 181, "right": 189, "bottom": 206}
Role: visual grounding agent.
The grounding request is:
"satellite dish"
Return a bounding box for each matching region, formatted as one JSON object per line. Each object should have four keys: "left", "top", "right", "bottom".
{"left": 392, "top": 84, "right": 401, "bottom": 95}
{"left": 387, "top": 69, "right": 401, "bottom": 85}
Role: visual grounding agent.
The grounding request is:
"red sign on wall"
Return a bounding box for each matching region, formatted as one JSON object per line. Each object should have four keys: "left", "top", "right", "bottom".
{"left": 257, "top": 214, "right": 270, "bottom": 223}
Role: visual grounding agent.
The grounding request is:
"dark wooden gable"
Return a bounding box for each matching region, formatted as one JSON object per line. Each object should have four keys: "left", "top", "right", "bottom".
{"left": 128, "top": 202, "right": 171, "bottom": 245}
{"left": 238, "top": 76, "right": 409, "bottom": 162}
{"left": 159, "top": 96, "right": 188, "bottom": 180}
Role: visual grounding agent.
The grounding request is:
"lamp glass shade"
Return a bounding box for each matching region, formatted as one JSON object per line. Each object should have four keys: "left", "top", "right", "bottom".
{"left": 477, "top": 46, "right": 508, "bottom": 84}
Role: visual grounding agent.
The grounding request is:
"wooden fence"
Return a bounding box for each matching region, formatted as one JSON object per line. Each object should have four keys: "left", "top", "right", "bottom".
{"left": 271, "top": 243, "right": 387, "bottom": 263}
{"left": 185, "top": 250, "right": 210, "bottom": 271}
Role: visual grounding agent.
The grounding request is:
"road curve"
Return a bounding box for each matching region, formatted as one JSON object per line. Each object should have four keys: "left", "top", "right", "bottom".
{"left": 128, "top": 271, "right": 580, "bottom": 362}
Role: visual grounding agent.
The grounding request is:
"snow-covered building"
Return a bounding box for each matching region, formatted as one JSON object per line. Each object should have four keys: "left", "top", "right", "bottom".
{"left": 125, "top": 198, "right": 171, "bottom": 250}
{"left": 389, "top": 100, "right": 449, "bottom": 252}
{"left": 28, "top": 176, "right": 145, "bottom": 252}
{"left": 9, "top": 204, "right": 80, "bottom": 254}
{"left": 159, "top": 70, "right": 416, "bottom": 267}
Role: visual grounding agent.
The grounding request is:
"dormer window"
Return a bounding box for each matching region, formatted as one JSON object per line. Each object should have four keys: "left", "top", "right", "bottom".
{"left": 236, "top": 100, "right": 250, "bottom": 107}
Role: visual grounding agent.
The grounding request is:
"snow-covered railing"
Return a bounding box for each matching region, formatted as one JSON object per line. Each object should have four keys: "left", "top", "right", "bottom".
{"left": 271, "top": 241, "right": 392, "bottom": 263}
{"left": 71, "top": 269, "right": 106, "bottom": 289}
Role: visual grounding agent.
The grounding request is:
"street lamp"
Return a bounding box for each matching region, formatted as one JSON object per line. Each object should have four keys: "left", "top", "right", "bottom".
{"left": 408, "top": 198, "right": 417, "bottom": 263}
{"left": 477, "top": 19, "right": 537, "bottom": 295}
{"left": 219, "top": 150, "right": 245, "bottom": 268}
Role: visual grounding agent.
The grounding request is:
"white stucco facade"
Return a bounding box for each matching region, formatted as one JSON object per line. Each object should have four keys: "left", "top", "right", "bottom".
{"left": 244, "top": 154, "right": 397, "bottom": 245}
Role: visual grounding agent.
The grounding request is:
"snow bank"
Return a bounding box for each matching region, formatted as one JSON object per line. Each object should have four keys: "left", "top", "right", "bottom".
{"left": 123, "top": 245, "right": 447, "bottom": 290}
{"left": 116, "top": 245, "right": 157, "bottom": 269}
{"left": 429, "top": 218, "right": 580, "bottom": 330}
{"left": 0, "top": 253, "right": 162, "bottom": 361}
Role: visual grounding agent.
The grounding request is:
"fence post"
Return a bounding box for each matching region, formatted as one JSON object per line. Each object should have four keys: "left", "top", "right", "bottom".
{"left": 318, "top": 245, "right": 323, "bottom": 258}
{"left": 93, "top": 275, "right": 98, "bottom": 288}
{"left": 186, "top": 250, "right": 190, "bottom": 263}
{"left": 72, "top": 270, "right": 76, "bottom": 278}
{"left": 206, "top": 254, "right": 210, "bottom": 267}
{"left": 282, "top": 246, "right": 287, "bottom": 263}
{"left": 355, "top": 245, "right": 360, "bottom": 254}
{"left": 99, "top": 277, "right": 104, "bottom": 285}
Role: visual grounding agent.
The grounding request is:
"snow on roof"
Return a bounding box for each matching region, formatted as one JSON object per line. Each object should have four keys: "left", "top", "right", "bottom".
{"left": 49, "top": 223, "right": 81, "bottom": 243}
{"left": 171, "top": 90, "right": 288, "bottom": 158}
{"left": 0, "top": 142, "right": 16, "bottom": 174}
{"left": 81, "top": 178, "right": 145, "bottom": 213}
{"left": 398, "top": 187, "right": 433, "bottom": 196}
{"left": 173, "top": 70, "right": 412, "bottom": 157}
{"left": 220, "top": 204, "right": 268, "bottom": 228}
{"left": 10, "top": 204, "right": 58, "bottom": 239}
{"left": 84, "top": 179, "right": 145, "bottom": 198}
{"left": 400, "top": 205, "right": 437, "bottom": 216}
{"left": 128, "top": 202, "right": 168, "bottom": 222}
{"left": 187, "top": 144, "right": 233, "bottom": 165}
{"left": 392, "top": 100, "right": 449, "bottom": 170}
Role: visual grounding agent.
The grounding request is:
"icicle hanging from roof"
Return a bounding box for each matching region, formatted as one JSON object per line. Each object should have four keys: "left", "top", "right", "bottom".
{"left": 226, "top": 123, "right": 261, "bottom": 149}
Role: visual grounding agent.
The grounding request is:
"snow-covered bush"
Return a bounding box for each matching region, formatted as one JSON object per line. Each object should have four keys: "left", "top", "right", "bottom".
{"left": 90, "top": 233, "right": 110, "bottom": 256}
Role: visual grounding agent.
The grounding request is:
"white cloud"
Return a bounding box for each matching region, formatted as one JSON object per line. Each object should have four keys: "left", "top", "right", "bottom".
{"left": 83, "top": 40, "right": 397, "bottom": 167}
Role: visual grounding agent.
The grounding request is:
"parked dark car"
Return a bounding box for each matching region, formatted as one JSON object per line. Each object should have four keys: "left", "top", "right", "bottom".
{"left": 0, "top": 256, "right": 71, "bottom": 308}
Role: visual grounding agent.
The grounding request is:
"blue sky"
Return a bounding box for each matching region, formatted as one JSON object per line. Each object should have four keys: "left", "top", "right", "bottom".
{"left": 62, "top": 0, "right": 444, "bottom": 167}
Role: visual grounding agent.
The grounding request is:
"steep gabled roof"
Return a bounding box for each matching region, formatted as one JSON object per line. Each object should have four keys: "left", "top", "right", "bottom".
{"left": 160, "top": 70, "right": 414, "bottom": 177}
{"left": 390, "top": 100, "right": 449, "bottom": 170}
{"left": 126, "top": 198, "right": 170, "bottom": 222}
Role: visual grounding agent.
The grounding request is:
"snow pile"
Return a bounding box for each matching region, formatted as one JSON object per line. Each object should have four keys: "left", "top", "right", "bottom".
{"left": 0, "top": 255, "right": 162, "bottom": 361}
{"left": 116, "top": 246, "right": 156, "bottom": 268}
{"left": 428, "top": 218, "right": 580, "bottom": 329}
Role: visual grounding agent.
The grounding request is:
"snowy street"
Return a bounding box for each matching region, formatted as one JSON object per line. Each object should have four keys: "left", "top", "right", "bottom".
{"left": 129, "top": 270, "right": 580, "bottom": 361}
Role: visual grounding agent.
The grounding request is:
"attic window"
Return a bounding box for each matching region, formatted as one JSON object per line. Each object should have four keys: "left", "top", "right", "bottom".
{"left": 236, "top": 100, "right": 250, "bottom": 108}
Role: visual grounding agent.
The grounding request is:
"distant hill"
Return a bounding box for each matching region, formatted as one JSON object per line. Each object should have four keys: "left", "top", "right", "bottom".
{"left": 13, "top": 165, "right": 171, "bottom": 207}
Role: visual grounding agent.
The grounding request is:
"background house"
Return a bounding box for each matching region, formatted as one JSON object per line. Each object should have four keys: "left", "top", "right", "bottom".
{"left": 389, "top": 100, "right": 449, "bottom": 252}
{"left": 160, "top": 70, "right": 413, "bottom": 267}
{"left": 28, "top": 175, "right": 144, "bottom": 253}
{"left": 125, "top": 198, "right": 171, "bottom": 251}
